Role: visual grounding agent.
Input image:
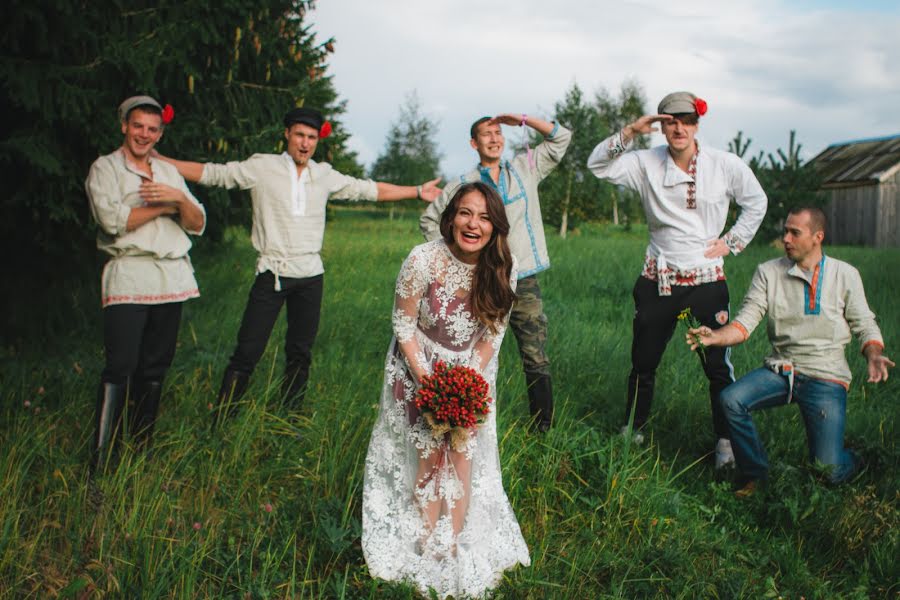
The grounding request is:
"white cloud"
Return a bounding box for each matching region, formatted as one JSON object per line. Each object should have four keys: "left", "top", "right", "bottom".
{"left": 313, "top": 0, "right": 900, "bottom": 175}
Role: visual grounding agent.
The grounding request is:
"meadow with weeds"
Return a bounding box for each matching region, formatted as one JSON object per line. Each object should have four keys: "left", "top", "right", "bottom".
{"left": 2, "top": 208, "right": 897, "bottom": 598}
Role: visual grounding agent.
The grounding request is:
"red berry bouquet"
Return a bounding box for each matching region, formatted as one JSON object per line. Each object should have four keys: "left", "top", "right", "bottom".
{"left": 415, "top": 360, "right": 493, "bottom": 451}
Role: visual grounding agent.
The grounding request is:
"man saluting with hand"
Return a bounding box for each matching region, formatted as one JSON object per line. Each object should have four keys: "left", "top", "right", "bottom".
{"left": 587, "top": 91, "right": 767, "bottom": 466}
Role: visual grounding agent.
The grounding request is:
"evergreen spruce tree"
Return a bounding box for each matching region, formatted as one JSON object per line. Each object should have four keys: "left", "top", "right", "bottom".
{"left": 0, "top": 0, "right": 361, "bottom": 343}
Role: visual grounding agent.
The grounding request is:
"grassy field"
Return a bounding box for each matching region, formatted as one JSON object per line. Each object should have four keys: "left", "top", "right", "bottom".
{"left": 2, "top": 208, "right": 898, "bottom": 598}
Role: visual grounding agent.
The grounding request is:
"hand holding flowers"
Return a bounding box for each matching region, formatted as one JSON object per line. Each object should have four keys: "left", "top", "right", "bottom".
{"left": 677, "top": 308, "right": 706, "bottom": 362}
{"left": 415, "top": 361, "right": 492, "bottom": 451}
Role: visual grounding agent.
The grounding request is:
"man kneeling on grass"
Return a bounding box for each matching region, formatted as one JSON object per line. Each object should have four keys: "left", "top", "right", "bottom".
{"left": 687, "top": 207, "right": 894, "bottom": 496}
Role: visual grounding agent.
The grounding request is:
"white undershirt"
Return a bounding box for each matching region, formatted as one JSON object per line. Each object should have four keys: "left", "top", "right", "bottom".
{"left": 283, "top": 153, "right": 310, "bottom": 216}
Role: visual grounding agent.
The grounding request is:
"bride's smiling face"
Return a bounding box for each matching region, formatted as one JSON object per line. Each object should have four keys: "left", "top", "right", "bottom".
{"left": 449, "top": 190, "right": 493, "bottom": 263}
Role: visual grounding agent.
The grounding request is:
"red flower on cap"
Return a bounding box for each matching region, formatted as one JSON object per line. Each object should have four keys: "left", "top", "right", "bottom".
{"left": 162, "top": 104, "right": 175, "bottom": 124}
{"left": 694, "top": 98, "right": 708, "bottom": 117}
{"left": 319, "top": 121, "right": 332, "bottom": 139}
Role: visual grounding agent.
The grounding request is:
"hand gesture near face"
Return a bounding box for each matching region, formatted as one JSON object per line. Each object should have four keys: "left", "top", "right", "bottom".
{"left": 626, "top": 114, "right": 673, "bottom": 137}
{"left": 489, "top": 113, "right": 525, "bottom": 127}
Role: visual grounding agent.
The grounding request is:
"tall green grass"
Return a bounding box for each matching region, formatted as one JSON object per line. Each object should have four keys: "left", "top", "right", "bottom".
{"left": 1, "top": 209, "right": 897, "bottom": 598}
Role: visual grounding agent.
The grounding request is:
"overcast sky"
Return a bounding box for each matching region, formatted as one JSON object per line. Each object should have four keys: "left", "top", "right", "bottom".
{"left": 312, "top": 0, "right": 900, "bottom": 176}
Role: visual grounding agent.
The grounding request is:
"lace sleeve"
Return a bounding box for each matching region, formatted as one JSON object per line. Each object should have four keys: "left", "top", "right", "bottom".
{"left": 392, "top": 247, "right": 431, "bottom": 382}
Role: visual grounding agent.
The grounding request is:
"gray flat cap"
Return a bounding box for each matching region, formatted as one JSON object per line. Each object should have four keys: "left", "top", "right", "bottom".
{"left": 657, "top": 91, "right": 699, "bottom": 115}
{"left": 118, "top": 95, "right": 162, "bottom": 122}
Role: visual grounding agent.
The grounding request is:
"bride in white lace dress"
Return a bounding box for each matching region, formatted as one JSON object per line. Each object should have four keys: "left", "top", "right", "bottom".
{"left": 363, "top": 182, "right": 530, "bottom": 598}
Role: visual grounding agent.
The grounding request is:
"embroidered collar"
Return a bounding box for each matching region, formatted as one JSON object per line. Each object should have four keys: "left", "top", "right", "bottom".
{"left": 787, "top": 254, "right": 826, "bottom": 315}
{"left": 663, "top": 142, "right": 700, "bottom": 209}
{"left": 478, "top": 160, "right": 511, "bottom": 200}
{"left": 477, "top": 160, "right": 509, "bottom": 181}
{"left": 787, "top": 253, "right": 826, "bottom": 284}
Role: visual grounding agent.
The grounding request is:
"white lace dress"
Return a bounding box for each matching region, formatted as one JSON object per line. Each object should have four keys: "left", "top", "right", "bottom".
{"left": 362, "top": 239, "right": 530, "bottom": 598}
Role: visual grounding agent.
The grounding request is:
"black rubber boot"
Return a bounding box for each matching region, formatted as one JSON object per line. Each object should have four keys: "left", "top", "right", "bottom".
{"left": 526, "top": 372, "right": 553, "bottom": 433}
{"left": 212, "top": 369, "right": 250, "bottom": 429}
{"left": 625, "top": 371, "right": 655, "bottom": 431}
{"left": 281, "top": 367, "right": 309, "bottom": 412}
{"left": 92, "top": 381, "right": 127, "bottom": 472}
{"left": 131, "top": 379, "right": 163, "bottom": 450}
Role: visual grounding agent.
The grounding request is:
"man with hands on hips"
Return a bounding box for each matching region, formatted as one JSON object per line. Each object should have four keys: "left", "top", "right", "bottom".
{"left": 587, "top": 91, "right": 767, "bottom": 465}
{"left": 688, "top": 207, "right": 893, "bottom": 496}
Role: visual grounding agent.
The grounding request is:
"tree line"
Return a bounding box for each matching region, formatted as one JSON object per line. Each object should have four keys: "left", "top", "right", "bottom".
{"left": 372, "top": 82, "right": 824, "bottom": 239}
{"left": 0, "top": 1, "right": 824, "bottom": 346}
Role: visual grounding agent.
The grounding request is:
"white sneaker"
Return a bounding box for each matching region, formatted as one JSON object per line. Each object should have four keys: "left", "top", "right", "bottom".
{"left": 620, "top": 425, "right": 645, "bottom": 445}
{"left": 715, "top": 438, "right": 735, "bottom": 469}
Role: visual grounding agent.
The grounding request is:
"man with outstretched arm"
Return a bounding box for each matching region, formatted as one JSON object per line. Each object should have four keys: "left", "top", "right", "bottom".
{"left": 159, "top": 107, "right": 440, "bottom": 425}
{"left": 688, "top": 207, "right": 893, "bottom": 496}
{"left": 420, "top": 113, "right": 571, "bottom": 432}
{"left": 587, "top": 91, "right": 767, "bottom": 466}
{"left": 86, "top": 95, "right": 206, "bottom": 468}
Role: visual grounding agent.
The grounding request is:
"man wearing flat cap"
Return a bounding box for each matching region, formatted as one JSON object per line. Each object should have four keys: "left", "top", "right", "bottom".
{"left": 85, "top": 95, "right": 206, "bottom": 468}
{"left": 159, "top": 107, "right": 441, "bottom": 425}
{"left": 587, "top": 91, "right": 767, "bottom": 467}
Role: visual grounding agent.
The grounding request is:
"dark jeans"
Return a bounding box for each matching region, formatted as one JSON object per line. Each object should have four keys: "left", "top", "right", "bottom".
{"left": 227, "top": 271, "right": 324, "bottom": 388}
{"left": 509, "top": 275, "right": 551, "bottom": 377}
{"left": 721, "top": 368, "right": 858, "bottom": 483}
{"left": 626, "top": 277, "right": 734, "bottom": 438}
{"left": 101, "top": 302, "right": 183, "bottom": 384}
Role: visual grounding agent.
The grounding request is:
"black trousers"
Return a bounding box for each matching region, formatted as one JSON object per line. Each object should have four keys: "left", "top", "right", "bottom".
{"left": 626, "top": 277, "right": 734, "bottom": 439}
{"left": 101, "top": 302, "right": 183, "bottom": 384}
{"left": 227, "top": 271, "right": 324, "bottom": 386}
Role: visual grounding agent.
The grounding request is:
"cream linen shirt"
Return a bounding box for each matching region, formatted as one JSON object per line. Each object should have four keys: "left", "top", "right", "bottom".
{"left": 86, "top": 149, "right": 205, "bottom": 307}
{"left": 587, "top": 132, "right": 767, "bottom": 273}
{"left": 419, "top": 123, "right": 572, "bottom": 279}
{"left": 200, "top": 154, "right": 378, "bottom": 288}
{"left": 732, "top": 255, "right": 885, "bottom": 386}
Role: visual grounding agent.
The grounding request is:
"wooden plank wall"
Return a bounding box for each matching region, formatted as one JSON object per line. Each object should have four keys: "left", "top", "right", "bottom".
{"left": 825, "top": 185, "right": 878, "bottom": 246}
{"left": 878, "top": 171, "right": 899, "bottom": 247}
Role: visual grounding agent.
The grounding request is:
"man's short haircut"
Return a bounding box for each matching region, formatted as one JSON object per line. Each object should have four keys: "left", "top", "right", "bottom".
{"left": 789, "top": 206, "right": 827, "bottom": 236}
{"left": 470, "top": 116, "right": 492, "bottom": 140}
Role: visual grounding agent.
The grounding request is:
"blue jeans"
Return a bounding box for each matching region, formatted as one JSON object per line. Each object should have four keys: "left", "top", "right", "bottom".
{"left": 720, "top": 367, "right": 858, "bottom": 483}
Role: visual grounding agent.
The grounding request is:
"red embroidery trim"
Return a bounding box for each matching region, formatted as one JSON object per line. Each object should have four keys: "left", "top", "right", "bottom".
{"left": 103, "top": 289, "right": 199, "bottom": 307}
{"left": 822, "top": 378, "right": 850, "bottom": 391}
{"left": 809, "top": 263, "right": 820, "bottom": 312}
{"left": 641, "top": 255, "right": 726, "bottom": 286}
{"left": 686, "top": 148, "right": 698, "bottom": 209}
{"left": 862, "top": 339, "right": 885, "bottom": 352}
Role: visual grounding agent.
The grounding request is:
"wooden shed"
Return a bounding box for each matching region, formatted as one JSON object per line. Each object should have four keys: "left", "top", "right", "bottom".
{"left": 808, "top": 134, "right": 900, "bottom": 247}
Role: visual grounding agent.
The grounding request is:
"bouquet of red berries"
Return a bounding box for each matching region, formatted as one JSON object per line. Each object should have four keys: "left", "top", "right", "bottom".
{"left": 415, "top": 360, "right": 493, "bottom": 451}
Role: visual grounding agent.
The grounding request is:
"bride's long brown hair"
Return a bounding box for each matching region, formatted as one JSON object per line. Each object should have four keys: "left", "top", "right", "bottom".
{"left": 439, "top": 182, "right": 516, "bottom": 333}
